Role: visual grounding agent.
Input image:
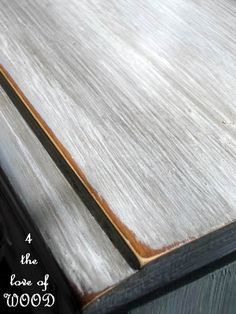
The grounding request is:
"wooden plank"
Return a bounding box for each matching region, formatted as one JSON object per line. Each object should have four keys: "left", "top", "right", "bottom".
{"left": 85, "top": 222, "right": 236, "bottom": 313}
{"left": 0, "top": 85, "right": 134, "bottom": 305}
{"left": 129, "top": 257, "right": 236, "bottom": 314}
{"left": 0, "top": 0, "right": 236, "bottom": 263}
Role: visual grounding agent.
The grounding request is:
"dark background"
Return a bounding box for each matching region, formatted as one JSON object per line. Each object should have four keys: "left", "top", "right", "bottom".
{"left": 0, "top": 258, "right": 32, "bottom": 314}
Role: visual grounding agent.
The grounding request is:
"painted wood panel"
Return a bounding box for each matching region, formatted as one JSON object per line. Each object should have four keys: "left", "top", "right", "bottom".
{"left": 130, "top": 259, "right": 236, "bottom": 314}
{"left": 0, "top": 85, "right": 134, "bottom": 304}
{"left": 0, "top": 0, "right": 236, "bottom": 263}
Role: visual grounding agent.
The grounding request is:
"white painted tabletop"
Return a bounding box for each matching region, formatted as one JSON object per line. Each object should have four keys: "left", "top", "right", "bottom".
{"left": 0, "top": 0, "right": 236, "bottom": 262}
{"left": 0, "top": 86, "right": 134, "bottom": 302}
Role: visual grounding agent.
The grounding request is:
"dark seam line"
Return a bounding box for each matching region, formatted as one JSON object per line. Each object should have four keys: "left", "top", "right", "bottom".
{"left": 0, "top": 72, "right": 139, "bottom": 270}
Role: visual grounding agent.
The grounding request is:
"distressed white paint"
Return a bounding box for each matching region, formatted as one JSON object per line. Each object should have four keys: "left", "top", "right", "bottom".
{"left": 0, "top": 86, "right": 134, "bottom": 296}
{"left": 0, "top": 0, "right": 236, "bottom": 251}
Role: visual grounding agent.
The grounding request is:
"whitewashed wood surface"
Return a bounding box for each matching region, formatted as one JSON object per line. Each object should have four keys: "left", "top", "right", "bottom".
{"left": 0, "top": 0, "right": 236, "bottom": 259}
{"left": 0, "top": 86, "right": 134, "bottom": 299}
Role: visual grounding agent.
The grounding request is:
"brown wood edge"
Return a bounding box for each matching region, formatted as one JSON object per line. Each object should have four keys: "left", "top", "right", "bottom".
{"left": 81, "top": 244, "right": 187, "bottom": 307}
{"left": 72, "top": 282, "right": 115, "bottom": 308}
{"left": 1, "top": 157, "right": 233, "bottom": 309}
{"left": 84, "top": 220, "right": 236, "bottom": 307}
{"left": 2, "top": 64, "right": 232, "bottom": 307}
{"left": 83, "top": 225, "right": 227, "bottom": 307}
{"left": 0, "top": 64, "right": 176, "bottom": 265}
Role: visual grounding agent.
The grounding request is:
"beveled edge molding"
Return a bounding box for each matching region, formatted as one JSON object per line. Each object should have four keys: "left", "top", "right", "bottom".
{"left": 85, "top": 221, "right": 236, "bottom": 313}
{"left": 0, "top": 64, "right": 206, "bottom": 266}
{"left": 0, "top": 64, "right": 159, "bottom": 264}
{"left": 2, "top": 64, "right": 236, "bottom": 311}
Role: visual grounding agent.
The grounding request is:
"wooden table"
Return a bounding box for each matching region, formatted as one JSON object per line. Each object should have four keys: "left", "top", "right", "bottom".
{"left": 0, "top": 0, "right": 236, "bottom": 312}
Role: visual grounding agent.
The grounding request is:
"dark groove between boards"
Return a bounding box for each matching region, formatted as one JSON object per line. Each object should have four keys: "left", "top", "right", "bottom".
{"left": 84, "top": 222, "right": 236, "bottom": 313}
{"left": 0, "top": 72, "right": 139, "bottom": 270}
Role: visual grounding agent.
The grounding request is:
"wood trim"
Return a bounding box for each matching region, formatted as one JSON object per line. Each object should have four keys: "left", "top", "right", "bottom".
{"left": 85, "top": 221, "right": 236, "bottom": 313}
{"left": 0, "top": 64, "right": 186, "bottom": 265}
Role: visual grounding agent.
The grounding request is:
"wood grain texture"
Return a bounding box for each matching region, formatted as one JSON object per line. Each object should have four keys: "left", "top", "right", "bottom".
{"left": 85, "top": 222, "right": 236, "bottom": 313}
{"left": 130, "top": 259, "right": 236, "bottom": 314}
{"left": 0, "top": 0, "right": 236, "bottom": 261}
{"left": 0, "top": 169, "right": 78, "bottom": 314}
{"left": 0, "top": 86, "right": 134, "bottom": 303}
